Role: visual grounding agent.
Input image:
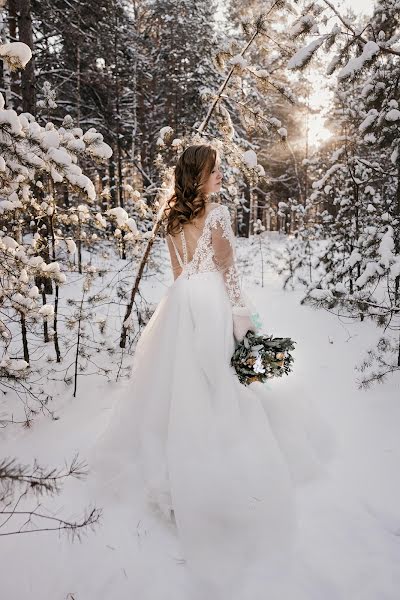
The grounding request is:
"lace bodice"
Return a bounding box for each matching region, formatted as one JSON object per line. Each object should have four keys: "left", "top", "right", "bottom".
{"left": 166, "top": 204, "right": 246, "bottom": 308}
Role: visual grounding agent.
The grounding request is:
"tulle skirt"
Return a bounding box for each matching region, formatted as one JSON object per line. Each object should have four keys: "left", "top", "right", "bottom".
{"left": 98, "top": 269, "right": 335, "bottom": 598}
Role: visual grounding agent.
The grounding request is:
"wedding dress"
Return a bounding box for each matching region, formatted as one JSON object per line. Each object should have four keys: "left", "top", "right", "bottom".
{"left": 101, "top": 202, "right": 334, "bottom": 598}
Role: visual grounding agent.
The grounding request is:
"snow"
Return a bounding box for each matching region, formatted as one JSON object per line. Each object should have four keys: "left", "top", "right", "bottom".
{"left": 338, "top": 41, "right": 380, "bottom": 80}
{"left": 47, "top": 147, "right": 72, "bottom": 167}
{"left": 49, "top": 166, "right": 63, "bottom": 183}
{"left": 385, "top": 109, "right": 400, "bottom": 122}
{"left": 359, "top": 109, "right": 378, "bottom": 131}
{"left": 38, "top": 304, "right": 55, "bottom": 317}
{"left": 28, "top": 286, "right": 39, "bottom": 298}
{"left": 230, "top": 55, "right": 248, "bottom": 68}
{"left": 355, "top": 261, "right": 381, "bottom": 288}
{"left": 277, "top": 127, "right": 287, "bottom": 139}
{"left": 312, "top": 163, "right": 343, "bottom": 189}
{"left": 1, "top": 236, "right": 400, "bottom": 599}
{"left": 269, "top": 116, "right": 282, "bottom": 129}
{"left": 255, "top": 164, "right": 265, "bottom": 176}
{"left": 363, "top": 133, "right": 376, "bottom": 143}
{"left": 66, "top": 170, "right": 96, "bottom": 200}
{"left": 0, "top": 197, "right": 23, "bottom": 213}
{"left": 346, "top": 250, "right": 362, "bottom": 268}
{"left": 242, "top": 149, "right": 258, "bottom": 168}
{"left": 334, "top": 282, "right": 347, "bottom": 294}
{"left": 379, "top": 227, "right": 395, "bottom": 268}
{"left": 19, "top": 268, "right": 29, "bottom": 283}
{"left": 65, "top": 238, "right": 77, "bottom": 255}
{"left": 83, "top": 128, "right": 113, "bottom": 159}
{"left": 287, "top": 37, "right": 326, "bottom": 70}
{"left": 42, "top": 129, "right": 60, "bottom": 149}
{"left": 95, "top": 212, "right": 107, "bottom": 228}
{"left": 107, "top": 207, "right": 129, "bottom": 227}
{"left": 0, "top": 41, "right": 32, "bottom": 69}
{"left": 0, "top": 358, "right": 29, "bottom": 371}
{"left": 158, "top": 126, "right": 173, "bottom": 142}
{"left": 41, "top": 261, "right": 63, "bottom": 275}
{"left": 0, "top": 108, "right": 23, "bottom": 135}
{"left": 87, "top": 142, "right": 113, "bottom": 159}
{"left": 308, "top": 287, "right": 330, "bottom": 300}
{"left": 289, "top": 15, "right": 316, "bottom": 39}
{"left": 1, "top": 235, "right": 19, "bottom": 249}
{"left": 126, "top": 218, "right": 138, "bottom": 234}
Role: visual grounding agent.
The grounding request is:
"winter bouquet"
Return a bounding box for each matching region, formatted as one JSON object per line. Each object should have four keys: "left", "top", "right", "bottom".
{"left": 231, "top": 330, "right": 296, "bottom": 386}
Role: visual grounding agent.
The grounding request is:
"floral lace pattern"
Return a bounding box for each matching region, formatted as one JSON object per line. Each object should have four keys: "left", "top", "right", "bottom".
{"left": 181, "top": 205, "right": 246, "bottom": 308}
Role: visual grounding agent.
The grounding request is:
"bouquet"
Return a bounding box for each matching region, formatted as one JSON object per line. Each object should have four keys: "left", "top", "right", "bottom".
{"left": 231, "top": 330, "right": 296, "bottom": 386}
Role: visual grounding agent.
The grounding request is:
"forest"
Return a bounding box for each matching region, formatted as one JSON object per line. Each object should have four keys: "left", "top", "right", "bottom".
{"left": 0, "top": 0, "right": 400, "bottom": 596}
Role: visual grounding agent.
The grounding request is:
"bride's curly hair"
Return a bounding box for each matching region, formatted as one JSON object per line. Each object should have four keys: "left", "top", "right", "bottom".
{"left": 164, "top": 144, "right": 217, "bottom": 236}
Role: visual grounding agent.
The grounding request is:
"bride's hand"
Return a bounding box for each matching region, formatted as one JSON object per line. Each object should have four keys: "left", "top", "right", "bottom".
{"left": 232, "top": 306, "right": 257, "bottom": 343}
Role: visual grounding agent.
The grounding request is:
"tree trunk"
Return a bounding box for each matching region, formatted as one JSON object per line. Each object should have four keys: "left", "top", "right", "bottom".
{"left": 20, "top": 312, "right": 29, "bottom": 363}
{"left": 41, "top": 288, "right": 49, "bottom": 343}
{"left": 18, "top": 0, "right": 35, "bottom": 115}
{"left": 242, "top": 179, "right": 251, "bottom": 238}
{"left": 7, "top": 0, "right": 20, "bottom": 109}
{"left": 48, "top": 212, "right": 61, "bottom": 362}
{"left": 109, "top": 158, "right": 117, "bottom": 207}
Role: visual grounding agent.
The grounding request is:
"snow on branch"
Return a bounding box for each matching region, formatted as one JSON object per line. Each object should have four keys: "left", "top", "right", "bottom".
{"left": 0, "top": 42, "right": 32, "bottom": 70}
{"left": 289, "top": 15, "right": 318, "bottom": 38}
{"left": 338, "top": 41, "right": 380, "bottom": 80}
{"left": 359, "top": 109, "right": 379, "bottom": 132}
{"left": 287, "top": 36, "right": 327, "bottom": 70}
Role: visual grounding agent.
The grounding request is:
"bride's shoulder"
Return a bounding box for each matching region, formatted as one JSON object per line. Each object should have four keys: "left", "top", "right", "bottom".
{"left": 206, "top": 202, "right": 230, "bottom": 223}
{"left": 206, "top": 202, "right": 229, "bottom": 216}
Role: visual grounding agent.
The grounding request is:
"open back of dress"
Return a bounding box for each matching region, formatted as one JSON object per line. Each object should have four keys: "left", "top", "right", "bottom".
{"left": 166, "top": 202, "right": 246, "bottom": 308}
{"left": 167, "top": 205, "right": 212, "bottom": 270}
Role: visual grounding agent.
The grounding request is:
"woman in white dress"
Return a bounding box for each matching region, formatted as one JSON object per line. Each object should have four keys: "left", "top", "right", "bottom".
{"left": 111, "top": 145, "right": 333, "bottom": 598}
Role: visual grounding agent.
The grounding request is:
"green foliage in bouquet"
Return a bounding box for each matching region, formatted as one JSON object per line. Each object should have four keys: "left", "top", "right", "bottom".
{"left": 231, "top": 331, "right": 296, "bottom": 386}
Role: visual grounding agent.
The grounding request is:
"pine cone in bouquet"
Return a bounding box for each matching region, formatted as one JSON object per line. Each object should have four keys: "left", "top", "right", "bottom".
{"left": 231, "top": 331, "right": 296, "bottom": 386}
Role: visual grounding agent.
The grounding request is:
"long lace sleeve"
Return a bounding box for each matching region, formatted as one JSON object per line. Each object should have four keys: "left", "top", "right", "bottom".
{"left": 166, "top": 234, "right": 183, "bottom": 281}
{"left": 209, "top": 206, "right": 258, "bottom": 342}
{"left": 209, "top": 206, "right": 247, "bottom": 308}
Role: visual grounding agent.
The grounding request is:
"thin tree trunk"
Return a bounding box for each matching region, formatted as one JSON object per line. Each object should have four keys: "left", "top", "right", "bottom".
{"left": 119, "top": 208, "right": 165, "bottom": 348}
{"left": 73, "top": 293, "right": 84, "bottom": 398}
{"left": 18, "top": 0, "right": 35, "bottom": 115}
{"left": 77, "top": 215, "right": 82, "bottom": 274}
{"left": 6, "top": 0, "right": 20, "bottom": 109}
{"left": 20, "top": 313, "right": 29, "bottom": 363}
{"left": 109, "top": 158, "right": 117, "bottom": 207}
{"left": 48, "top": 211, "right": 61, "bottom": 362}
{"left": 41, "top": 288, "right": 49, "bottom": 343}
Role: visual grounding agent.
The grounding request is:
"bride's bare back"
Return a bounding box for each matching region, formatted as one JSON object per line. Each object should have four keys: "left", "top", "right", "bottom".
{"left": 166, "top": 203, "right": 246, "bottom": 308}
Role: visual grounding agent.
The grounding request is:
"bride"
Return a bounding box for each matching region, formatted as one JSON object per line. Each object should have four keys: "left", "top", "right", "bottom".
{"left": 106, "top": 144, "right": 334, "bottom": 598}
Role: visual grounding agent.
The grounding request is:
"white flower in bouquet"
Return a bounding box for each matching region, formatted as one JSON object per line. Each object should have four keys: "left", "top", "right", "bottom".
{"left": 253, "top": 354, "right": 265, "bottom": 374}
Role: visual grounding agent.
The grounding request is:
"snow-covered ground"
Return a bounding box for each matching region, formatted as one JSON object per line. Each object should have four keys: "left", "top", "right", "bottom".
{"left": 2, "top": 233, "right": 400, "bottom": 599}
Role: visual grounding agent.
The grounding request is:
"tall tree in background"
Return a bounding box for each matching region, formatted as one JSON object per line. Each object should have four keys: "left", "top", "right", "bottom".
{"left": 282, "top": 0, "right": 400, "bottom": 386}
{"left": 140, "top": 0, "right": 219, "bottom": 176}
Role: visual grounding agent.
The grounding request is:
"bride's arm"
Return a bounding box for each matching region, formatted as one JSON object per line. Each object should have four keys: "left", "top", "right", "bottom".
{"left": 210, "top": 206, "right": 257, "bottom": 342}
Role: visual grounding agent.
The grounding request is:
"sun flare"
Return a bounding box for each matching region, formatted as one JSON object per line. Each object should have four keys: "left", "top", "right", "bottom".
{"left": 307, "top": 113, "right": 332, "bottom": 147}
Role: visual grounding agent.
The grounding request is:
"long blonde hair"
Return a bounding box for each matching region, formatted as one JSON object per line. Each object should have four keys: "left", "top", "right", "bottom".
{"left": 164, "top": 144, "right": 217, "bottom": 236}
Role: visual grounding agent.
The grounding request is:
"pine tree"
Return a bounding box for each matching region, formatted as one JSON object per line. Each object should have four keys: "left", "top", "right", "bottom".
{"left": 280, "top": 0, "right": 400, "bottom": 386}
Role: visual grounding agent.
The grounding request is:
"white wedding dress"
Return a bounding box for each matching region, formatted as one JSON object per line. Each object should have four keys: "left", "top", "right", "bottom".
{"left": 101, "top": 202, "right": 334, "bottom": 598}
